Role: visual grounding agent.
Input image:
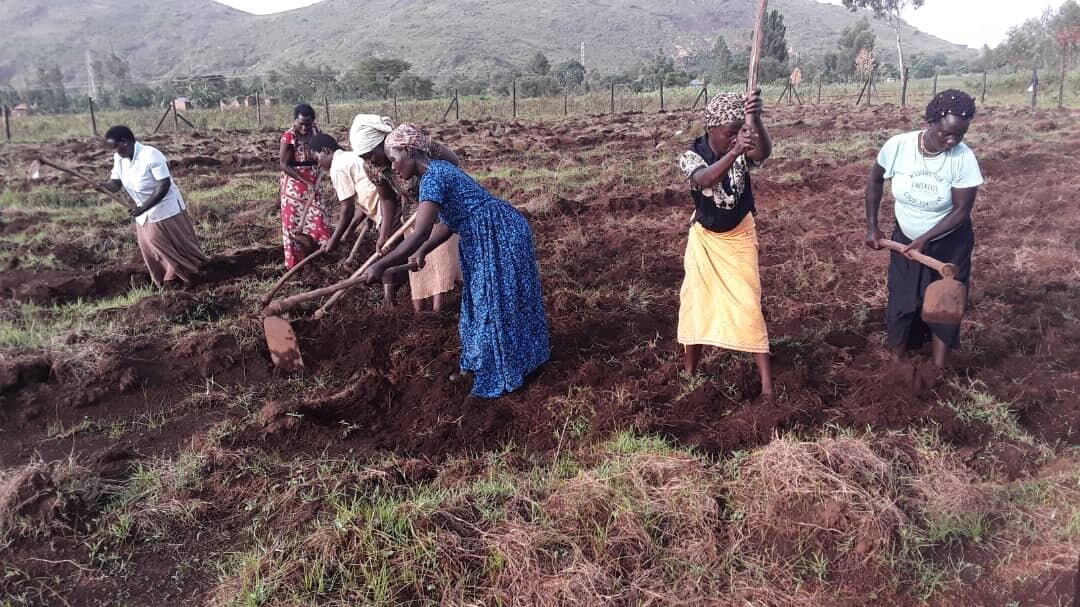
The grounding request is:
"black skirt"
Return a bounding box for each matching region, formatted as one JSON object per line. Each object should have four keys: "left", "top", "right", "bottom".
{"left": 886, "top": 223, "right": 974, "bottom": 350}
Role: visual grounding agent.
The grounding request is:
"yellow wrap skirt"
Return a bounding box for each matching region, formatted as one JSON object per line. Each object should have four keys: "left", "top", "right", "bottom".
{"left": 677, "top": 214, "right": 769, "bottom": 353}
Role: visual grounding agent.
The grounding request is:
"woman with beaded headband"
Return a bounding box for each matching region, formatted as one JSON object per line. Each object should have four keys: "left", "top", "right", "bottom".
{"left": 865, "top": 89, "right": 984, "bottom": 369}
{"left": 676, "top": 89, "right": 775, "bottom": 401}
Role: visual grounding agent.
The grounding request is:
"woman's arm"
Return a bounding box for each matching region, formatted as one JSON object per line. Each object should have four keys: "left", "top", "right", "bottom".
{"left": 902, "top": 187, "right": 977, "bottom": 254}
{"left": 864, "top": 163, "right": 887, "bottom": 249}
{"left": 130, "top": 177, "right": 172, "bottom": 218}
{"left": 278, "top": 139, "right": 313, "bottom": 185}
{"left": 362, "top": 201, "right": 441, "bottom": 282}
{"left": 410, "top": 222, "right": 455, "bottom": 269}
{"left": 431, "top": 142, "right": 461, "bottom": 167}
{"left": 322, "top": 195, "right": 356, "bottom": 253}
{"left": 743, "top": 89, "right": 772, "bottom": 164}
{"left": 691, "top": 135, "right": 752, "bottom": 189}
{"left": 374, "top": 182, "right": 401, "bottom": 250}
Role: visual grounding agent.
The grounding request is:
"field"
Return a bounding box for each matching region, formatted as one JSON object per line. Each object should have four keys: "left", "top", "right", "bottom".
{"left": 1, "top": 100, "right": 1080, "bottom": 606}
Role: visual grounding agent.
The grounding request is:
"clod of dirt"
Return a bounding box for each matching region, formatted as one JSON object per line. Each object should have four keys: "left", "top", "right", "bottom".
{"left": 0, "top": 355, "right": 52, "bottom": 395}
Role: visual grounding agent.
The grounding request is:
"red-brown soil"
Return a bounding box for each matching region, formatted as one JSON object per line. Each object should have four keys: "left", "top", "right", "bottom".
{"left": 2, "top": 103, "right": 1079, "bottom": 605}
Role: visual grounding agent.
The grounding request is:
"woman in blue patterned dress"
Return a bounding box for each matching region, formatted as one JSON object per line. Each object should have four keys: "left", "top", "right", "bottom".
{"left": 359, "top": 124, "right": 550, "bottom": 398}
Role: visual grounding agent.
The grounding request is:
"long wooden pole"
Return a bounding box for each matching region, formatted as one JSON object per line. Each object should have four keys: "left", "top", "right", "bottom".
{"left": 3, "top": 105, "right": 10, "bottom": 142}
{"left": 747, "top": 0, "right": 769, "bottom": 95}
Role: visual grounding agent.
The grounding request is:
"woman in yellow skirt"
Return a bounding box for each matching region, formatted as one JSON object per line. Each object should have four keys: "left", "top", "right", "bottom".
{"left": 677, "top": 89, "right": 774, "bottom": 400}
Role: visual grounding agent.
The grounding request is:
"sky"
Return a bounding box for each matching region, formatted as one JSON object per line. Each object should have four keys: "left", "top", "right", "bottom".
{"left": 212, "top": 0, "right": 1070, "bottom": 49}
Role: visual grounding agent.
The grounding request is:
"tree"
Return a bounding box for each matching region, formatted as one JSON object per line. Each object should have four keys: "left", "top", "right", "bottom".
{"left": 764, "top": 10, "right": 789, "bottom": 64}
{"left": 553, "top": 60, "right": 586, "bottom": 88}
{"left": 836, "top": 17, "right": 876, "bottom": 80}
{"left": 841, "top": 0, "right": 925, "bottom": 80}
{"left": 705, "top": 36, "right": 737, "bottom": 83}
{"left": 526, "top": 52, "right": 551, "bottom": 76}
{"left": 394, "top": 73, "right": 434, "bottom": 99}
{"left": 347, "top": 57, "right": 411, "bottom": 99}
{"left": 30, "top": 64, "right": 67, "bottom": 113}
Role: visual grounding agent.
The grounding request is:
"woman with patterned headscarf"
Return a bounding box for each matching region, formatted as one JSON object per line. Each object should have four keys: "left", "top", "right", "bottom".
{"left": 349, "top": 114, "right": 462, "bottom": 311}
{"left": 677, "top": 89, "right": 774, "bottom": 401}
{"left": 359, "top": 124, "right": 549, "bottom": 399}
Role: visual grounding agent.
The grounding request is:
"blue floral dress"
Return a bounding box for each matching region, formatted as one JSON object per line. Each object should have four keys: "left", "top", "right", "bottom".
{"left": 419, "top": 160, "right": 550, "bottom": 398}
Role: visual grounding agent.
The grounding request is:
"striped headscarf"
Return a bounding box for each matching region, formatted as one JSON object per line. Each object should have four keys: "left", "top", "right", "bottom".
{"left": 704, "top": 93, "right": 745, "bottom": 128}
{"left": 385, "top": 123, "right": 433, "bottom": 155}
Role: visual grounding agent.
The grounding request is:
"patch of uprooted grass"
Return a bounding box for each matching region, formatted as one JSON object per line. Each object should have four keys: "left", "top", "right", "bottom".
{"left": 0, "top": 456, "right": 110, "bottom": 551}
{"left": 7, "top": 431, "right": 1078, "bottom": 605}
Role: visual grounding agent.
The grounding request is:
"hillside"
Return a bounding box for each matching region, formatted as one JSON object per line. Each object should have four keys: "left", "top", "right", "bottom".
{"left": 0, "top": 0, "right": 974, "bottom": 87}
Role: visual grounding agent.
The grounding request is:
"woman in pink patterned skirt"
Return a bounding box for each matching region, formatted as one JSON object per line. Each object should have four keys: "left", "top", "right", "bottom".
{"left": 278, "top": 103, "right": 331, "bottom": 268}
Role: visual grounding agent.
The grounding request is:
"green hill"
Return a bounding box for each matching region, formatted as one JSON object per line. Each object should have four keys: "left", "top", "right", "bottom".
{"left": 0, "top": 0, "right": 974, "bottom": 88}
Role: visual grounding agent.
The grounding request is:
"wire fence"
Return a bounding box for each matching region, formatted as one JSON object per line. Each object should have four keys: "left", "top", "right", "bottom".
{"left": 2, "top": 72, "right": 1078, "bottom": 144}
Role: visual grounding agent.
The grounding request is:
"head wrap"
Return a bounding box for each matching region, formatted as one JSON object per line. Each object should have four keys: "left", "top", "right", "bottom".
{"left": 704, "top": 92, "right": 745, "bottom": 128}
{"left": 385, "top": 123, "right": 433, "bottom": 155}
{"left": 349, "top": 114, "right": 394, "bottom": 155}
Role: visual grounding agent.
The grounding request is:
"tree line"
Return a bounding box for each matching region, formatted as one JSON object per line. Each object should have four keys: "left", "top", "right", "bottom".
{"left": 2, "top": 1, "right": 1077, "bottom": 115}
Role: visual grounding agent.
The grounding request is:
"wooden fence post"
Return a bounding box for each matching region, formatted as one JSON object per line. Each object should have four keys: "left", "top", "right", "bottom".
{"left": 981, "top": 72, "right": 988, "bottom": 104}
{"left": 324, "top": 94, "right": 330, "bottom": 124}
{"left": 563, "top": 88, "right": 568, "bottom": 115}
{"left": 901, "top": 68, "right": 909, "bottom": 108}
{"left": 512, "top": 78, "right": 517, "bottom": 118}
{"left": 1031, "top": 67, "right": 1039, "bottom": 108}
{"left": 255, "top": 91, "right": 262, "bottom": 127}
{"left": 704, "top": 82, "right": 709, "bottom": 106}
{"left": 88, "top": 97, "right": 98, "bottom": 136}
{"left": 610, "top": 82, "right": 615, "bottom": 113}
{"left": 1059, "top": 49, "right": 1067, "bottom": 110}
{"left": 454, "top": 88, "right": 460, "bottom": 121}
{"left": 817, "top": 78, "right": 823, "bottom": 104}
{"left": 659, "top": 78, "right": 665, "bottom": 112}
{"left": 2, "top": 105, "right": 10, "bottom": 142}
{"left": 172, "top": 102, "right": 179, "bottom": 130}
{"left": 393, "top": 94, "right": 399, "bottom": 122}
{"left": 153, "top": 103, "right": 173, "bottom": 134}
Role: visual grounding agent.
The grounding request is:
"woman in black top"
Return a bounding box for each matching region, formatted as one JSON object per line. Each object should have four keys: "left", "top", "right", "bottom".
{"left": 676, "top": 90, "right": 774, "bottom": 400}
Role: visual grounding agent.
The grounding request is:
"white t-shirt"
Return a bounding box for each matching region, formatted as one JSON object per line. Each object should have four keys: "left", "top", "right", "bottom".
{"left": 877, "top": 130, "right": 983, "bottom": 239}
{"left": 328, "top": 149, "right": 381, "bottom": 225}
{"left": 110, "top": 142, "right": 186, "bottom": 226}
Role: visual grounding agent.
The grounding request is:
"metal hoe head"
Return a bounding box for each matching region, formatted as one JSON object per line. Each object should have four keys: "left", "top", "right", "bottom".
{"left": 921, "top": 271, "right": 966, "bottom": 327}
{"left": 263, "top": 314, "right": 305, "bottom": 373}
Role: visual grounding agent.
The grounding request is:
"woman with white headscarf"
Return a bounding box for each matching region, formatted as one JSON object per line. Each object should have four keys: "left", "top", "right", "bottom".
{"left": 350, "top": 114, "right": 463, "bottom": 311}
{"left": 676, "top": 89, "right": 775, "bottom": 401}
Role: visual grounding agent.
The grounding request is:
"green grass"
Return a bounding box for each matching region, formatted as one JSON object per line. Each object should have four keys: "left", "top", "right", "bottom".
{"left": 944, "top": 379, "right": 1037, "bottom": 446}
{"left": 0, "top": 284, "right": 157, "bottom": 349}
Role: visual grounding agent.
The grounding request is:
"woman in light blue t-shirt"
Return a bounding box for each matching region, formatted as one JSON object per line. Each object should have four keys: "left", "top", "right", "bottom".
{"left": 864, "top": 90, "right": 984, "bottom": 369}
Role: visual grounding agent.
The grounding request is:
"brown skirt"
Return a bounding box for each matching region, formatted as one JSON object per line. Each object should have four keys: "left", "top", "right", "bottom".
{"left": 409, "top": 231, "right": 461, "bottom": 301}
{"left": 135, "top": 210, "right": 209, "bottom": 286}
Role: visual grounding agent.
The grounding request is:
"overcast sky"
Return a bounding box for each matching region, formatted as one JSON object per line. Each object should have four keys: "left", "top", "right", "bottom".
{"left": 212, "top": 0, "right": 1069, "bottom": 49}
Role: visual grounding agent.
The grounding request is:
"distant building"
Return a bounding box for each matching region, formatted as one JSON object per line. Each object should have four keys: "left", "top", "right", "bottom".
{"left": 689, "top": 79, "right": 705, "bottom": 88}
{"left": 10, "top": 103, "right": 32, "bottom": 117}
{"left": 264, "top": 96, "right": 280, "bottom": 106}
{"left": 173, "top": 97, "right": 192, "bottom": 111}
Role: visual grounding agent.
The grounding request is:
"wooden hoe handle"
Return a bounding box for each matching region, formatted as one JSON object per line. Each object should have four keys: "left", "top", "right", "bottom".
{"left": 878, "top": 239, "right": 956, "bottom": 277}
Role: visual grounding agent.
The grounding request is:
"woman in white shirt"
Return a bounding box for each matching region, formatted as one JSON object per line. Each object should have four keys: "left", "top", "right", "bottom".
{"left": 100, "top": 125, "right": 208, "bottom": 288}
{"left": 864, "top": 90, "right": 984, "bottom": 369}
